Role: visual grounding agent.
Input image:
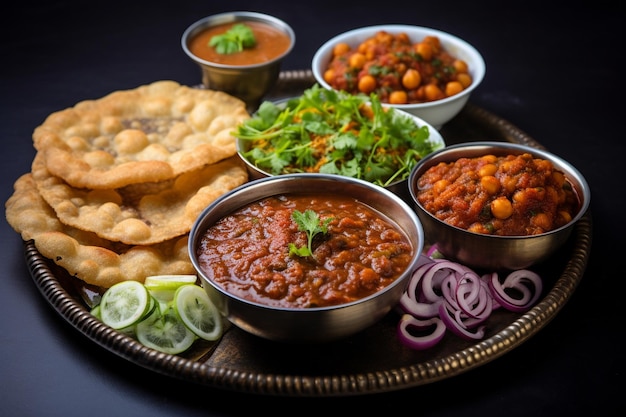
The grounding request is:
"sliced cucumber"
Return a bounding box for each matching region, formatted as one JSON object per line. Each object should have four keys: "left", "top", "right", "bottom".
{"left": 144, "top": 275, "right": 198, "bottom": 291}
{"left": 173, "top": 284, "right": 223, "bottom": 341}
{"left": 99, "top": 281, "right": 151, "bottom": 329}
{"left": 136, "top": 307, "right": 196, "bottom": 354}
{"left": 90, "top": 304, "right": 101, "bottom": 319}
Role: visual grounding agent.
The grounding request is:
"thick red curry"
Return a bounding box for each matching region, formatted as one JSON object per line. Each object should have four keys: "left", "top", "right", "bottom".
{"left": 196, "top": 194, "right": 413, "bottom": 308}
{"left": 415, "top": 153, "right": 580, "bottom": 236}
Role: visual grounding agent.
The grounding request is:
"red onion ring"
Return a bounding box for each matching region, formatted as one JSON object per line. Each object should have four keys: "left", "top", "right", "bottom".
{"left": 488, "top": 269, "right": 543, "bottom": 313}
{"left": 438, "top": 302, "right": 486, "bottom": 340}
{"left": 397, "top": 314, "right": 447, "bottom": 350}
{"left": 396, "top": 247, "right": 543, "bottom": 350}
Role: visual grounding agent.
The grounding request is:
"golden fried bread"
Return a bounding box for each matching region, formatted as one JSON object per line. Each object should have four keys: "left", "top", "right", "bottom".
{"left": 32, "top": 153, "right": 248, "bottom": 245}
{"left": 6, "top": 174, "right": 194, "bottom": 287}
{"left": 33, "top": 80, "right": 249, "bottom": 189}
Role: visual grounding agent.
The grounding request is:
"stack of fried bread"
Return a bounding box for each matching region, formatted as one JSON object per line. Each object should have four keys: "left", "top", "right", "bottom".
{"left": 5, "top": 81, "right": 250, "bottom": 288}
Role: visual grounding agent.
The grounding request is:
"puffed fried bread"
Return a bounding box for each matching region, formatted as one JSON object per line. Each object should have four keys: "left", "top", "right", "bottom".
{"left": 5, "top": 174, "right": 194, "bottom": 287}
{"left": 33, "top": 80, "right": 249, "bottom": 189}
{"left": 31, "top": 153, "right": 248, "bottom": 245}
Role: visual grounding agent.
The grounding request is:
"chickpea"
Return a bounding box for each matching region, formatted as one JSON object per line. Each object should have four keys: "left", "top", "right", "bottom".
{"left": 558, "top": 210, "right": 572, "bottom": 224}
{"left": 422, "top": 35, "right": 441, "bottom": 50}
{"left": 552, "top": 171, "right": 566, "bottom": 187}
{"left": 333, "top": 42, "right": 351, "bottom": 57}
{"left": 453, "top": 59, "right": 469, "bottom": 73}
{"left": 456, "top": 73, "right": 473, "bottom": 88}
{"left": 480, "top": 175, "right": 500, "bottom": 195}
{"left": 396, "top": 32, "right": 410, "bottom": 43}
{"left": 375, "top": 31, "right": 394, "bottom": 44}
{"left": 481, "top": 155, "right": 498, "bottom": 164}
{"left": 323, "top": 69, "right": 335, "bottom": 85}
{"left": 415, "top": 86, "right": 426, "bottom": 101}
{"left": 389, "top": 90, "right": 408, "bottom": 104}
{"left": 402, "top": 69, "right": 422, "bottom": 89}
{"left": 396, "top": 62, "right": 407, "bottom": 74}
{"left": 358, "top": 74, "right": 377, "bottom": 94}
{"left": 424, "top": 84, "right": 445, "bottom": 101}
{"left": 490, "top": 197, "right": 513, "bottom": 219}
{"left": 531, "top": 212, "right": 552, "bottom": 231}
{"left": 364, "top": 45, "right": 377, "bottom": 61}
{"left": 512, "top": 190, "right": 527, "bottom": 204}
{"left": 357, "top": 40, "right": 373, "bottom": 54}
{"left": 445, "top": 81, "right": 464, "bottom": 97}
{"left": 349, "top": 52, "right": 367, "bottom": 69}
{"left": 502, "top": 177, "right": 517, "bottom": 194}
{"left": 433, "top": 179, "right": 450, "bottom": 195}
{"left": 414, "top": 42, "right": 433, "bottom": 60}
{"left": 478, "top": 163, "right": 497, "bottom": 177}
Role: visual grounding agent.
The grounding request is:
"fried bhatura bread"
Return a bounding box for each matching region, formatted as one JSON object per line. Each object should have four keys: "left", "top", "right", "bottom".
{"left": 5, "top": 174, "right": 194, "bottom": 287}
{"left": 33, "top": 80, "right": 249, "bottom": 189}
{"left": 32, "top": 153, "right": 248, "bottom": 245}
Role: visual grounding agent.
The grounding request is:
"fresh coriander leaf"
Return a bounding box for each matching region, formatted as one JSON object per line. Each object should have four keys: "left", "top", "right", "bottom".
{"left": 289, "top": 209, "right": 333, "bottom": 258}
{"left": 208, "top": 23, "right": 256, "bottom": 55}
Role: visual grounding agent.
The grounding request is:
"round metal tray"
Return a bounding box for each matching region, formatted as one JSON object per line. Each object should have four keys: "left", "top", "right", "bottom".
{"left": 24, "top": 70, "right": 592, "bottom": 397}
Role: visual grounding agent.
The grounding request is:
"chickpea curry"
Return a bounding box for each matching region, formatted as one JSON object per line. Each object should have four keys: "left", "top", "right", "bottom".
{"left": 323, "top": 31, "right": 473, "bottom": 105}
{"left": 415, "top": 153, "right": 580, "bottom": 236}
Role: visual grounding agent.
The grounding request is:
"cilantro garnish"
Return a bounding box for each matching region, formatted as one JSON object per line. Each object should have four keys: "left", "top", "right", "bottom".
{"left": 234, "top": 84, "right": 442, "bottom": 186}
{"left": 288, "top": 209, "right": 333, "bottom": 258}
{"left": 209, "top": 23, "right": 256, "bottom": 54}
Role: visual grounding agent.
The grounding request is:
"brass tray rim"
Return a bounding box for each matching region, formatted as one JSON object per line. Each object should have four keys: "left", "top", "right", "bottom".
{"left": 24, "top": 69, "right": 592, "bottom": 397}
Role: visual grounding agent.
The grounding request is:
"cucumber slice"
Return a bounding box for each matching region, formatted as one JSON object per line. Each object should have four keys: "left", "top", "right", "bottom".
{"left": 99, "top": 281, "right": 151, "bottom": 329}
{"left": 144, "top": 275, "right": 198, "bottom": 291}
{"left": 90, "top": 304, "right": 101, "bottom": 319}
{"left": 144, "top": 275, "right": 198, "bottom": 308}
{"left": 136, "top": 307, "right": 196, "bottom": 354}
{"left": 173, "top": 285, "right": 223, "bottom": 341}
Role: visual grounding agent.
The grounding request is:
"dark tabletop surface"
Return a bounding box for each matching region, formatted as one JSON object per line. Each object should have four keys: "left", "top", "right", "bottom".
{"left": 1, "top": 1, "right": 623, "bottom": 416}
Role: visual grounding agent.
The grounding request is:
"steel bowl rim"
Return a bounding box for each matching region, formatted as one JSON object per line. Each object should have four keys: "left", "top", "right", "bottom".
{"left": 408, "top": 141, "right": 591, "bottom": 239}
{"left": 189, "top": 173, "right": 425, "bottom": 312}
{"left": 181, "top": 11, "right": 296, "bottom": 70}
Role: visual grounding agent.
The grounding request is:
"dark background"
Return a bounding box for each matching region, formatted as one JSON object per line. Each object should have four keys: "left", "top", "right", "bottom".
{"left": 1, "top": 1, "right": 623, "bottom": 416}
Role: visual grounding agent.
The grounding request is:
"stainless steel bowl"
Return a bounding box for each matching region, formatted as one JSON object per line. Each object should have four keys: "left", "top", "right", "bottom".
{"left": 181, "top": 12, "right": 295, "bottom": 109}
{"left": 408, "top": 142, "right": 590, "bottom": 271}
{"left": 188, "top": 174, "right": 425, "bottom": 342}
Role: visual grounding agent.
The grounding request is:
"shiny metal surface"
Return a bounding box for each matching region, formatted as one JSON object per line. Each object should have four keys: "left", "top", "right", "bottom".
{"left": 408, "top": 141, "right": 591, "bottom": 270}
{"left": 181, "top": 12, "right": 295, "bottom": 109}
{"left": 188, "top": 174, "right": 425, "bottom": 342}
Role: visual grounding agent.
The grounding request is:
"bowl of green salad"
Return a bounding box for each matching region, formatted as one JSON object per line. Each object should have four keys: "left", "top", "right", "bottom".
{"left": 234, "top": 84, "right": 445, "bottom": 203}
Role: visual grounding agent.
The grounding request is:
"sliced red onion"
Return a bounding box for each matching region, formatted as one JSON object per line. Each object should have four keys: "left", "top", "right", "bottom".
{"left": 397, "top": 314, "right": 446, "bottom": 350}
{"left": 420, "top": 260, "right": 469, "bottom": 302}
{"left": 397, "top": 253, "right": 543, "bottom": 350}
{"left": 399, "top": 292, "right": 442, "bottom": 318}
{"left": 438, "top": 302, "right": 486, "bottom": 340}
{"left": 488, "top": 269, "right": 543, "bottom": 313}
{"left": 455, "top": 277, "right": 493, "bottom": 321}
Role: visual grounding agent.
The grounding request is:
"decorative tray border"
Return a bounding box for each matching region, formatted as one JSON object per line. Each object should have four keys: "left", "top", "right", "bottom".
{"left": 24, "top": 70, "right": 592, "bottom": 397}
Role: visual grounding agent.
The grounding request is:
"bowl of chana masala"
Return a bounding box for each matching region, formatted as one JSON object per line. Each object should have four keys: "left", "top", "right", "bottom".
{"left": 408, "top": 142, "right": 590, "bottom": 271}
{"left": 188, "top": 173, "right": 425, "bottom": 342}
{"left": 312, "top": 25, "right": 485, "bottom": 129}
